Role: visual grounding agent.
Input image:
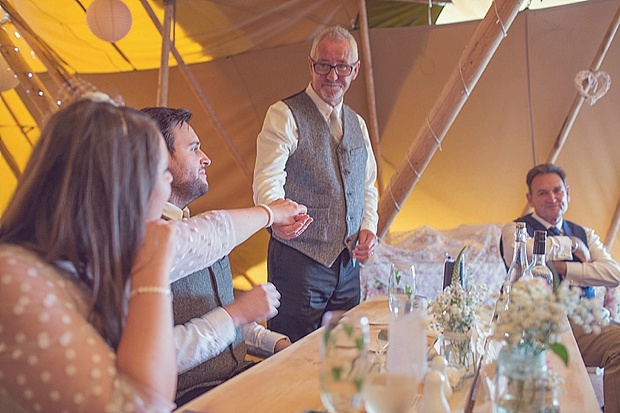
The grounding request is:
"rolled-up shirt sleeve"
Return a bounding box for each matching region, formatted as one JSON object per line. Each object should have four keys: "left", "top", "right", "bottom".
{"left": 173, "top": 307, "right": 237, "bottom": 374}
{"left": 501, "top": 222, "right": 620, "bottom": 287}
{"left": 501, "top": 221, "right": 572, "bottom": 267}
{"left": 564, "top": 227, "right": 620, "bottom": 288}
{"left": 242, "top": 322, "right": 288, "bottom": 359}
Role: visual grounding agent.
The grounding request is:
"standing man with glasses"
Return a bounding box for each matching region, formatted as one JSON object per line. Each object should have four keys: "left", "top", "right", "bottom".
{"left": 253, "top": 25, "right": 379, "bottom": 342}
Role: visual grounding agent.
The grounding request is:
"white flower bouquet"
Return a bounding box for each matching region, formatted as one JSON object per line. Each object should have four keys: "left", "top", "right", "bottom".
{"left": 429, "top": 247, "right": 488, "bottom": 334}
{"left": 429, "top": 282, "right": 488, "bottom": 334}
{"left": 494, "top": 278, "right": 609, "bottom": 362}
{"left": 428, "top": 247, "right": 488, "bottom": 383}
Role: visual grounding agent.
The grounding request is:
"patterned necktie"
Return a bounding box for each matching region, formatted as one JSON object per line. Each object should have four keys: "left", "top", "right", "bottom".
{"left": 329, "top": 109, "right": 342, "bottom": 142}
{"left": 547, "top": 226, "right": 561, "bottom": 236}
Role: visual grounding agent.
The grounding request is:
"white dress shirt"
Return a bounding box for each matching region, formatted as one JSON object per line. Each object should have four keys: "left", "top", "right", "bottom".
{"left": 501, "top": 212, "right": 620, "bottom": 287}
{"left": 253, "top": 83, "right": 379, "bottom": 234}
{"left": 165, "top": 203, "right": 287, "bottom": 373}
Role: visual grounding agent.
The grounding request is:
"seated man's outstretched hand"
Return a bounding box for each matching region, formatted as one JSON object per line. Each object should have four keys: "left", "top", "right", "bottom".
{"left": 269, "top": 198, "right": 313, "bottom": 240}
{"left": 224, "top": 283, "right": 281, "bottom": 327}
{"left": 272, "top": 213, "right": 313, "bottom": 240}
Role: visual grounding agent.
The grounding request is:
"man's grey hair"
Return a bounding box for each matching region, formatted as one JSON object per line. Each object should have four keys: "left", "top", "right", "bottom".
{"left": 310, "top": 25, "right": 358, "bottom": 62}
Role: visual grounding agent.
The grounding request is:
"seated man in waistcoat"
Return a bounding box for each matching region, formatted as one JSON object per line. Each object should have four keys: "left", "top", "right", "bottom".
{"left": 500, "top": 163, "right": 620, "bottom": 413}
{"left": 142, "top": 107, "right": 293, "bottom": 407}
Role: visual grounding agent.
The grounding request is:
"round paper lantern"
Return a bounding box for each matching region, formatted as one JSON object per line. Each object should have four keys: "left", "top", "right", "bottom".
{"left": 0, "top": 54, "right": 19, "bottom": 92}
{"left": 86, "top": 0, "right": 132, "bottom": 43}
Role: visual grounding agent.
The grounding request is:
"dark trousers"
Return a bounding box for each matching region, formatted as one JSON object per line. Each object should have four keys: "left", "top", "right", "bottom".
{"left": 266, "top": 239, "right": 360, "bottom": 342}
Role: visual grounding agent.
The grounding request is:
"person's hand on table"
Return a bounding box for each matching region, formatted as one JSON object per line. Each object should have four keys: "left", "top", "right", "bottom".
{"left": 274, "top": 337, "right": 292, "bottom": 353}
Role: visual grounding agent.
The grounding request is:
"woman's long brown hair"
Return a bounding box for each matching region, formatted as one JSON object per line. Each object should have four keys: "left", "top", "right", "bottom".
{"left": 0, "top": 99, "right": 163, "bottom": 349}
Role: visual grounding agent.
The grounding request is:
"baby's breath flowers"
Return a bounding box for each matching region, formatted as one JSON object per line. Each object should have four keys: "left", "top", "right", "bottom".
{"left": 429, "top": 282, "right": 488, "bottom": 334}
{"left": 494, "top": 278, "right": 609, "bottom": 362}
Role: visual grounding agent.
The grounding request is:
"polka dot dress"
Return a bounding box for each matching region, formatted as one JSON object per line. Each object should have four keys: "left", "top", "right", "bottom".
{"left": 0, "top": 210, "right": 235, "bottom": 412}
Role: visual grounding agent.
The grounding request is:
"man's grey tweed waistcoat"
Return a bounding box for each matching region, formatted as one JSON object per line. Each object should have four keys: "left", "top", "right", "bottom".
{"left": 172, "top": 256, "right": 245, "bottom": 399}
{"left": 280, "top": 90, "right": 367, "bottom": 267}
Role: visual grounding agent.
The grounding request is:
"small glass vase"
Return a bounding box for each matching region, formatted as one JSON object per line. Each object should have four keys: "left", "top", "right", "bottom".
{"left": 439, "top": 330, "right": 474, "bottom": 385}
{"left": 388, "top": 262, "right": 416, "bottom": 316}
{"left": 319, "top": 311, "right": 370, "bottom": 413}
{"left": 493, "top": 347, "right": 547, "bottom": 413}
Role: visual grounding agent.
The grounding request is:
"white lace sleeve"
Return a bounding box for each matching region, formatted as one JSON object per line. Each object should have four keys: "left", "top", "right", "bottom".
{"left": 0, "top": 245, "right": 175, "bottom": 413}
{"left": 168, "top": 210, "right": 236, "bottom": 283}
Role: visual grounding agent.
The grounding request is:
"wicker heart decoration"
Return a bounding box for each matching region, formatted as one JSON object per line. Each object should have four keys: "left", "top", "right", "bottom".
{"left": 575, "top": 70, "right": 611, "bottom": 105}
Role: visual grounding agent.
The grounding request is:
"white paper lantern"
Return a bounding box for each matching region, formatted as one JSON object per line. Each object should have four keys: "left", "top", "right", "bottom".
{"left": 86, "top": 0, "right": 132, "bottom": 43}
{"left": 0, "top": 54, "right": 19, "bottom": 92}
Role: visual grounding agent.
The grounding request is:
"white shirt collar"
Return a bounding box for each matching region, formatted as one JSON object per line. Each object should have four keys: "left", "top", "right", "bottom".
{"left": 162, "top": 202, "right": 190, "bottom": 221}
{"left": 305, "top": 83, "right": 343, "bottom": 121}
{"left": 532, "top": 211, "right": 563, "bottom": 232}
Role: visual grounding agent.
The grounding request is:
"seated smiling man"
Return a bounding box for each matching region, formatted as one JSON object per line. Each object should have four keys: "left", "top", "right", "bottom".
{"left": 142, "top": 107, "right": 311, "bottom": 406}
{"left": 500, "top": 163, "right": 620, "bottom": 413}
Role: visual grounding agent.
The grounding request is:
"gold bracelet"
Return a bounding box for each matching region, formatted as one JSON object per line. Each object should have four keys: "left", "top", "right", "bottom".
{"left": 257, "top": 203, "right": 275, "bottom": 228}
{"left": 129, "top": 286, "right": 171, "bottom": 299}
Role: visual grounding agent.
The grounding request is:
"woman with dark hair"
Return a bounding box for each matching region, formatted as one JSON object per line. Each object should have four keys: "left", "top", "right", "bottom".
{"left": 0, "top": 96, "right": 309, "bottom": 412}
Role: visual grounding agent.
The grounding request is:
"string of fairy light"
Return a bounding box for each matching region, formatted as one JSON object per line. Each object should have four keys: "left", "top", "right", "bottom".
{"left": 0, "top": 5, "right": 59, "bottom": 115}
{"left": 0, "top": 0, "right": 133, "bottom": 111}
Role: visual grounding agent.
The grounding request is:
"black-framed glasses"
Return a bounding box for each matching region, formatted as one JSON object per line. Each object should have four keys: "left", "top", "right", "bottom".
{"left": 311, "top": 59, "right": 356, "bottom": 77}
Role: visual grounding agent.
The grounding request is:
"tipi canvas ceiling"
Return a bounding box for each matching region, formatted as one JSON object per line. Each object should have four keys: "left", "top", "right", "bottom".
{"left": 1, "top": 0, "right": 619, "bottom": 284}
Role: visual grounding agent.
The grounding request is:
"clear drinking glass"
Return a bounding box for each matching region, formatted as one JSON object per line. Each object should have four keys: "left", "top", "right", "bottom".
{"left": 388, "top": 262, "right": 416, "bottom": 316}
{"left": 319, "top": 311, "right": 370, "bottom": 413}
{"left": 384, "top": 291, "right": 427, "bottom": 400}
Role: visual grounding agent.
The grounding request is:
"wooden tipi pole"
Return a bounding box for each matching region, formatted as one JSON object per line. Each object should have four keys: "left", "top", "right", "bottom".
{"left": 0, "top": 93, "right": 35, "bottom": 148}
{"left": 546, "top": 2, "right": 620, "bottom": 165}
{"left": 0, "top": 131, "right": 20, "bottom": 178}
{"left": 358, "top": 0, "right": 384, "bottom": 195}
{"left": 140, "top": 0, "right": 253, "bottom": 185}
{"left": 0, "top": 1, "right": 68, "bottom": 94}
{"left": 0, "top": 27, "right": 56, "bottom": 123}
{"left": 156, "top": 0, "right": 174, "bottom": 106}
{"left": 377, "top": 0, "right": 524, "bottom": 238}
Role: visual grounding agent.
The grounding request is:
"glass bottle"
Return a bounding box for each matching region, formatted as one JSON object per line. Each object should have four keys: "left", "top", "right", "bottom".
{"left": 506, "top": 222, "right": 530, "bottom": 285}
{"left": 524, "top": 230, "right": 553, "bottom": 286}
{"left": 500, "top": 223, "right": 529, "bottom": 310}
